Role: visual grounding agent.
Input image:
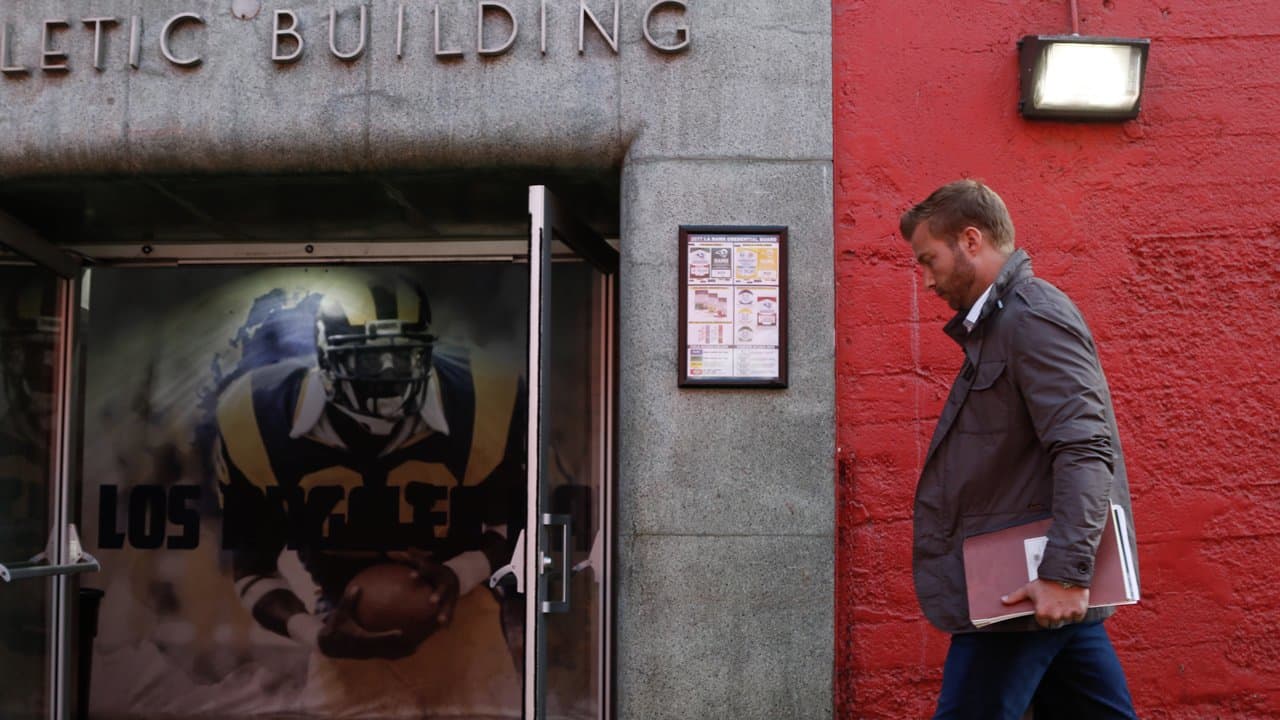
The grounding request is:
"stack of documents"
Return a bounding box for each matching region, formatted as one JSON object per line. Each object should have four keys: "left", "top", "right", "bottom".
{"left": 964, "top": 504, "right": 1139, "bottom": 628}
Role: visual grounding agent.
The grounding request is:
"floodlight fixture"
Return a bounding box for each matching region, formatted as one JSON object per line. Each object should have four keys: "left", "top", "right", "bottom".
{"left": 1019, "top": 35, "right": 1150, "bottom": 120}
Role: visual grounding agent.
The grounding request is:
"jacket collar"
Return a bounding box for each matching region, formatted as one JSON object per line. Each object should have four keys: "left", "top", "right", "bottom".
{"left": 943, "top": 248, "right": 1033, "bottom": 343}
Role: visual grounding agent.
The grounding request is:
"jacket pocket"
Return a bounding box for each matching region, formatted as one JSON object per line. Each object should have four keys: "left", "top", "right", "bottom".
{"left": 957, "top": 360, "right": 1009, "bottom": 434}
{"left": 970, "top": 360, "right": 1006, "bottom": 390}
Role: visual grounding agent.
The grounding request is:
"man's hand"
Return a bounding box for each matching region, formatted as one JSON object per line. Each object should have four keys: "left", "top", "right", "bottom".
{"left": 315, "top": 586, "right": 418, "bottom": 659}
{"left": 387, "top": 548, "right": 461, "bottom": 628}
{"left": 1001, "top": 579, "right": 1089, "bottom": 630}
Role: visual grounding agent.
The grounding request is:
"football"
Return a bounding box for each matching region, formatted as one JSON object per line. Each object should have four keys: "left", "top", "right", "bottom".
{"left": 348, "top": 562, "right": 440, "bottom": 643}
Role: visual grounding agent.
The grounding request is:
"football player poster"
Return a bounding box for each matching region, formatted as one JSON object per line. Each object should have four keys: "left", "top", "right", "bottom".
{"left": 76, "top": 264, "right": 561, "bottom": 719}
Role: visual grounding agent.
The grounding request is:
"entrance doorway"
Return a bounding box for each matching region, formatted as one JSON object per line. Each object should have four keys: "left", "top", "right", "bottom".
{"left": 0, "top": 177, "right": 617, "bottom": 720}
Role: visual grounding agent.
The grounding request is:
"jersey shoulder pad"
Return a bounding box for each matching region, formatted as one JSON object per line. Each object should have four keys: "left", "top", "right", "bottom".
{"left": 215, "top": 362, "right": 311, "bottom": 490}
{"left": 453, "top": 349, "right": 522, "bottom": 486}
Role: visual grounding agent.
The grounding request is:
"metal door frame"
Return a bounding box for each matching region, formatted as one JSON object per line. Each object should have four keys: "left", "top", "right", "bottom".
{"left": 6, "top": 210, "right": 619, "bottom": 719}
{"left": 0, "top": 210, "right": 86, "bottom": 720}
{"left": 525, "top": 185, "right": 619, "bottom": 720}
{"left": 53, "top": 239, "right": 528, "bottom": 265}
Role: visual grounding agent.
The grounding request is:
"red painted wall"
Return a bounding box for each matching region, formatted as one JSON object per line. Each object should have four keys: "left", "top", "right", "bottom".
{"left": 833, "top": 1, "right": 1280, "bottom": 717}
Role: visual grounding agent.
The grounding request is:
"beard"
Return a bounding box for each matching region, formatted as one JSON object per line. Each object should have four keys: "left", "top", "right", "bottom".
{"left": 936, "top": 245, "right": 978, "bottom": 312}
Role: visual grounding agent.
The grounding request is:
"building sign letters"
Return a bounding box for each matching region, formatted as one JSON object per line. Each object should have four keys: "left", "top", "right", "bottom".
{"left": 0, "top": 1, "right": 690, "bottom": 77}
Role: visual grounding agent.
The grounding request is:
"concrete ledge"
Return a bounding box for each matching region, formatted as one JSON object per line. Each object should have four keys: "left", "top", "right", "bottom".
{"left": 0, "top": 0, "right": 831, "bottom": 176}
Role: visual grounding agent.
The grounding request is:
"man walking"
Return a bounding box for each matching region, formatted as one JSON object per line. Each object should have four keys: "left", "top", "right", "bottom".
{"left": 900, "top": 180, "right": 1139, "bottom": 719}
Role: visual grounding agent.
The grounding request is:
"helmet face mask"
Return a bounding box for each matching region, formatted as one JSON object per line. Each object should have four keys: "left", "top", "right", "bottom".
{"left": 323, "top": 334, "right": 434, "bottom": 420}
{"left": 315, "top": 277, "right": 436, "bottom": 424}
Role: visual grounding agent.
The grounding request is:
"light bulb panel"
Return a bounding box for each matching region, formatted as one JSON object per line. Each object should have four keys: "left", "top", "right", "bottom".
{"left": 1019, "top": 35, "right": 1151, "bottom": 121}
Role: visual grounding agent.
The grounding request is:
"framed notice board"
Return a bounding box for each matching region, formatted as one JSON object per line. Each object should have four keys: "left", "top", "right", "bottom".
{"left": 679, "top": 225, "right": 788, "bottom": 388}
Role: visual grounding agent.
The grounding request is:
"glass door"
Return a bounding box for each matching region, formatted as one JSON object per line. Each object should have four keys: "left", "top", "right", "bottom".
{"left": 73, "top": 261, "right": 532, "bottom": 720}
{"left": 0, "top": 220, "right": 95, "bottom": 720}
{"left": 525, "top": 186, "right": 617, "bottom": 720}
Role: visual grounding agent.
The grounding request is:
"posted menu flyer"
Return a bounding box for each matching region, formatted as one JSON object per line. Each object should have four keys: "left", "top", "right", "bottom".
{"left": 680, "top": 227, "right": 787, "bottom": 387}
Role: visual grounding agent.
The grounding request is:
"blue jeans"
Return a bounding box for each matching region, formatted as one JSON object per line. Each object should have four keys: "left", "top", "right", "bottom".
{"left": 933, "top": 621, "right": 1137, "bottom": 720}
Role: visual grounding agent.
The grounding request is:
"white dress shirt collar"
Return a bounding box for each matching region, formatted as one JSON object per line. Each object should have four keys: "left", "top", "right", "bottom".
{"left": 963, "top": 284, "right": 995, "bottom": 333}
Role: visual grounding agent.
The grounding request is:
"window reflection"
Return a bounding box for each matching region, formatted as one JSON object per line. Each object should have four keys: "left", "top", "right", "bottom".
{"left": 0, "top": 266, "right": 59, "bottom": 720}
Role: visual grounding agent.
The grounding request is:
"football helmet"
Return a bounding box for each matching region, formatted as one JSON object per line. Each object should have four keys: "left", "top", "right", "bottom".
{"left": 315, "top": 273, "right": 436, "bottom": 423}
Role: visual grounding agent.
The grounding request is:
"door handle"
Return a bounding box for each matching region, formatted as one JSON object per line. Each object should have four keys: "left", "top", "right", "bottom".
{"left": 0, "top": 523, "right": 101, "bottom": 582}
{"left": 540, "top": 513, "right": 572, "bottom": 614}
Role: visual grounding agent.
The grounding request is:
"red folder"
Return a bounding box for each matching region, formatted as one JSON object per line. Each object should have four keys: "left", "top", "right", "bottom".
{"left": 963, "top": 504, "right": 1139, "bottom": 628}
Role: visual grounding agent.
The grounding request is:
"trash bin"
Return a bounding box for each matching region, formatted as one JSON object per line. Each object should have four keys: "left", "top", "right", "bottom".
{"left": 77, "top": 588, "right": 104, "bottom": 720}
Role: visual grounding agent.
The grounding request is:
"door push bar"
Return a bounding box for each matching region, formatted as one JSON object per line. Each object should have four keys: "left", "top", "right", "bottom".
{"left": 0, "top": 524, "right": 100, "bottom": 583}
{"left": 540, "top": 513, "right": 572, "bottom": 614}
{"left": 487, "top": 516, "right": 574, "bottom": 614}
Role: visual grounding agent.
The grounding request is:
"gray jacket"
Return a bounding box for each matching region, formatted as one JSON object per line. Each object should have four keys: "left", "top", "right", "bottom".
{"left": 913, "top": 249, "right": 1138, "bottom": 633}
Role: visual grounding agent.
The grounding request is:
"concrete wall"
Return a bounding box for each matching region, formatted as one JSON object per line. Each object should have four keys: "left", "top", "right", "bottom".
{"left": 0, "top": 1, "right": 834, "bottom": 717}
{"left": 834, "top": 1, "right": 1280, "bottom": 717}
{"left": 616, "top": 3, "right": 832, "bottom": 717}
